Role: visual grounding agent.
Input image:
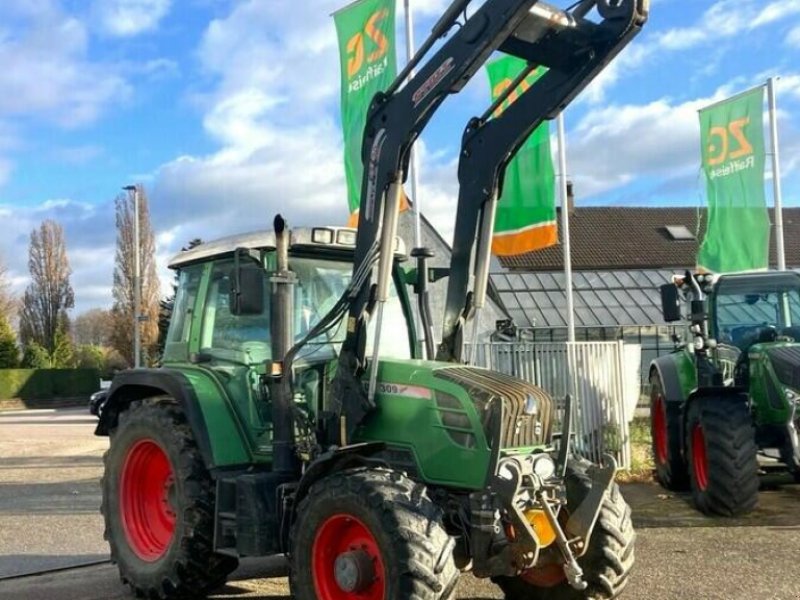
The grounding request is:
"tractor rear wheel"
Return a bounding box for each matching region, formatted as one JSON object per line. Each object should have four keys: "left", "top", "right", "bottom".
{"left": 101, "top": 397, "right": 237, "bottom": 598}
{"left": 649, "top": 372, "right": 689, "bottom": 490}
{"left": 686, "top": 397, "right": 759, "bottom": 516}
{"left": 289, "top": 468, "right": 459, "bottom": 600}
{"left": 493, "top": 457, "right": 635, "bottom": 600}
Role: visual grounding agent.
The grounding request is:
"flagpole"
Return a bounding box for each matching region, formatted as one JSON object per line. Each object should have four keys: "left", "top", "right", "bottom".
{"left": 767, "top": 77, "right": 786, "bottom": 271}
{"left": 557, "top": 112, "right": 576, "bottom": 342}
{"left": 404, "top": 0, "right": 422, "bottom": 249}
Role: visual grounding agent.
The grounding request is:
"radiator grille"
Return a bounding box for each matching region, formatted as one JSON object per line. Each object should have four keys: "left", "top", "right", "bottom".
{"left": 435, "top": 367, "right": 554, "bottom": 448}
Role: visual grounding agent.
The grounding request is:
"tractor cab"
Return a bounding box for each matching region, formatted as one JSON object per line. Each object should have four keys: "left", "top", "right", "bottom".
{"left": 710, "top": 271, "right": 800, "bottom": 351}
{"left": 162, "top": 226, "right": 413, "bottom": 451}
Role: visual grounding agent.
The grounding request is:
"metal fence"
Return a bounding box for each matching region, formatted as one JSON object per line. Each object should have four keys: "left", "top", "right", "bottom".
{"left": 514, "top": 325, "right": 682, "bottom": 392}
{"left": 469, "top": 341, "right": 640, "bottom": 470}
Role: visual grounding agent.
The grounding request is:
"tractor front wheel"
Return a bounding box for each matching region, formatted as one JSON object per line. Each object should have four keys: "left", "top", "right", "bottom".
{"left": 686, "top": 397, "right": 759, "bottom": 516}
{"left": 649, "top": 373, "right": 689, "bottom": 490}
{"left": 289, "top": 468, "right": 459, "bottom": 600}
{"left": 101, "top": 398, "right": 238, "bottom": 598}
{"left": 493, "top": 457, "right": 635, "bottom": 600}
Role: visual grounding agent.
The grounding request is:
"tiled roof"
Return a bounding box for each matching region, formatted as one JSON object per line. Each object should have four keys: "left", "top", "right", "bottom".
{"left": 498, "top": 207, "right": 800, "bottom": 271}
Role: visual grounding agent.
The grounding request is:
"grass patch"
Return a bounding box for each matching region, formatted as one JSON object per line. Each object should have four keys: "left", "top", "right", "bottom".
{"left": 616, "top": 416, "right": 655, "bottom": 483}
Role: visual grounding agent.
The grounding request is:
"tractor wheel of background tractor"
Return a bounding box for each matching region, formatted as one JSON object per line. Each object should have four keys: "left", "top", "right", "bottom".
{"left": 686, "top": 397, "right": 759, "bottom": 516}
{"left": 101, "top": 397, "right": 238, "bottom": 598}
{"left": 493, "top": 457, "right": 635, "bottom": 600}
{"left": 289, "top": 468, "right": 459, "bottom": 600}
{"left": 649, "top": 373, "right": 689, "bottom": 491}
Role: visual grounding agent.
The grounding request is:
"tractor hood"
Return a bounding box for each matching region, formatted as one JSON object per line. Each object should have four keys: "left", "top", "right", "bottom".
{"left": 762, "top": 344, "right": 800, "bottom": 391}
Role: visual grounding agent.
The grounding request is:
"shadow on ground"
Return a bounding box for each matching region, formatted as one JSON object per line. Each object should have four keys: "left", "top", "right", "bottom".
{"left": 622, "top": 474, "right": 800, "bottom": 528}
{"left": 0, "top": 478, "right": 102, "bottom": 515}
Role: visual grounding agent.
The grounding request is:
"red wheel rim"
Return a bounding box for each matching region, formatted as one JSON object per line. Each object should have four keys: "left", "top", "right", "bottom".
{"left": 312, "top": 514, "right": 386, "bottom": 600}
{"left": 692, "top": 424, "right": 709, "bottom": 491}
{"left": 120, "top": 439, "right": 176, "bottom": 561}
{"left": 652, "top": 394, "right": 668, "bottom": 465}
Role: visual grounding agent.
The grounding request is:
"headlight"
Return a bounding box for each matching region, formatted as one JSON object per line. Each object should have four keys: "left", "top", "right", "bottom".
{"left": 532, "top": 453, "right": 556, "bottom": 480}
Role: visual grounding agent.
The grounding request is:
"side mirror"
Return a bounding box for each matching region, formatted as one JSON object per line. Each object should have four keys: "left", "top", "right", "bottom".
{"left": 660, "top": 284, "right": 682, "bottom": 322}
{"left": 230, "top": 267, "right": 264, "bottom": 316}
{"left": 230, "top": 247, "right": 265, "bottom": 316}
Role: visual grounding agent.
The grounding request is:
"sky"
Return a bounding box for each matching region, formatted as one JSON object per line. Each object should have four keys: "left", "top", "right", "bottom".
{"left": 1, "top": 0, "right": 800, "bottom": 315}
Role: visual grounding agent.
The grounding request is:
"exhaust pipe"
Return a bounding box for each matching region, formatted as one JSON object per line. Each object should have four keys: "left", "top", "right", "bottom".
{"left": 270, "top": 214, "right": 298, "bottom": 475}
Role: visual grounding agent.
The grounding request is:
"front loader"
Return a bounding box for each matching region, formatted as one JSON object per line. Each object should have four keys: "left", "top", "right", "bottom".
{"left": 652, "top": 271, "right": 800, "bottom": 516}
{"left": 96, "top": 1, "right": 648, "bottom": 599}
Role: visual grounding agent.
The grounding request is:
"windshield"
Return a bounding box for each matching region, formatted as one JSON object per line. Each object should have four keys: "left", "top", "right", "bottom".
{"left": 715, "top": 285, "right": 800, "bottom": 348}
{"left": 291, "top": 257, "right": 412, "bottom": 362}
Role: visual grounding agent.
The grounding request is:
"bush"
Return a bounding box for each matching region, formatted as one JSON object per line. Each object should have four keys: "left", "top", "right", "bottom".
{"left": 75, "top": 344, "right": 104, "bottom": 371}
{"left": 0, "top": 317, "right": 18, "bottom": 368}
{"left": 21, "top": 343, "right": 51, "bottom": 368}
{"left": 51, "top": 328, "right": 76, "bottom": 368}
{"left": 0, "top": 369, "right": 100, "bottom": 401}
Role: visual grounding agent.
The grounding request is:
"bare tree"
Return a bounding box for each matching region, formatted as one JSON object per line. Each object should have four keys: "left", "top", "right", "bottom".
{"left": 19, "top": 220, "right": 75, "bottom": 354}
{"left": 72, "top": 308, "right": 114, "bottom": 346}
{"left": 110, "top": 186, "right": 160, "bottom": 366}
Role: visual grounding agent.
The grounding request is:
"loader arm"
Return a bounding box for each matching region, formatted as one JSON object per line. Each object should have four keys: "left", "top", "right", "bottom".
{"left": 438, "top": 0, "right": 649, "bottom": 362}
{"left": 331, "top": 0, "right": 617, "bottom": 443}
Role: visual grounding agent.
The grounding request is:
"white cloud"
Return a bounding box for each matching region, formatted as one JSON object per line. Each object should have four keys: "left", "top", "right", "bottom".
{"left": 787, "top": 24, "right": 800, "bottom": 48}
{"left": 0, "top": 8, "right": 130, "bottom": 127}
{"left": 587, "top": 0, "right": 800, "bottom": 103}
{"left": 92, "top": 0, "right": 172, "bottom": 37}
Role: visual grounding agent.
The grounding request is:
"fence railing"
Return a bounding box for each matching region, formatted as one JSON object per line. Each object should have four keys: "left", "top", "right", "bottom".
{"left": 468, "top": 341, "right": 640, "bottom": 470}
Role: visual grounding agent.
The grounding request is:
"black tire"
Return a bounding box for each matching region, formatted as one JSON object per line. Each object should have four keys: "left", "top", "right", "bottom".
{"left": 649, "top": 372, "right": 689, "bottom": 490}
{"left": 686, "top": 397, "right": 759, "bottom": 516}
{"left": 494, "top": 457, "right": 635, "bottom": 600}
{"left": 101, "top": 397, "right": 238, "bottom": 598}
{"left": 289, "top": 468, "right": 459, "bottom": 600}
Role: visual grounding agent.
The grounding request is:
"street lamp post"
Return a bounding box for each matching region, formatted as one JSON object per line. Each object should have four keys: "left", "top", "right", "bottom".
{"left": 123, "top": 185, "right": 141, "bottom": 369}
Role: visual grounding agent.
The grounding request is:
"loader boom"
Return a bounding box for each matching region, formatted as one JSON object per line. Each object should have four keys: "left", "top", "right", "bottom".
{"left": 438, "top": 0, "right": 649, "bottom": 362}
{"left": 331, "top": 0, "right": 598, "bottom": 442}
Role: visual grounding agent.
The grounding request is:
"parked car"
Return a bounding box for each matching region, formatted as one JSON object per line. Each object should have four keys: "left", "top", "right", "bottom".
{"left": 88, "top": 381, "right": 112, "bottom": 417}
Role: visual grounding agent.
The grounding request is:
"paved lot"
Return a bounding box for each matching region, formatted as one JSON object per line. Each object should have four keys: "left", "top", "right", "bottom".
{"left": 1, "top": 407, "right": 799, "bottom": 599}
{"left": 0, "top": 408, "right": 107, "bottom": 578}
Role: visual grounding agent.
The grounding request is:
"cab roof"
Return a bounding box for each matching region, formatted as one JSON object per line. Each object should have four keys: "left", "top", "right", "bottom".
{"left": 168, "top": 226, "right": 407, "bottom": 269}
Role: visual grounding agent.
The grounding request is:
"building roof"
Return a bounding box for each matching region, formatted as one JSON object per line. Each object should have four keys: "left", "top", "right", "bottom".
{"left": 498, "top": 207, "right": 800, "bottom": 271}
{"left": 490, "top": 269, "right": 673, "bottom": 328}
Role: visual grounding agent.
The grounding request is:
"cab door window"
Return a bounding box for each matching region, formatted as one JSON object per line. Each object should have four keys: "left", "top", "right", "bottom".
{"left": 200, "top": 260, "right": 271, "bottom": 449}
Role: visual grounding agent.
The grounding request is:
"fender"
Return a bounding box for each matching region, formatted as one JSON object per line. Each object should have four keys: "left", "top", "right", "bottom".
{"left": 294, "top": 442, "right": 387, "bottom": 504}
{"left": 95, "top": 368, "right": 251, "bottom": 470}
{"left": 651, "top": 353, "right": 695, "bottom": 457}
{"left": 650, "top": 353, "right": 693, "bottom": 405}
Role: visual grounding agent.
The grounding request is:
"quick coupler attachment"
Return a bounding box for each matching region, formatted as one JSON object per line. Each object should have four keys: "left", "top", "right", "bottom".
{"left": 492, "top": 452, "right": 618, "bottom": 591}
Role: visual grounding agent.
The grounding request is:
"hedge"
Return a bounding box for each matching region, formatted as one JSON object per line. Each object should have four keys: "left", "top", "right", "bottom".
{"left": 0, "top": 369, "right": 100, "bottom": 401}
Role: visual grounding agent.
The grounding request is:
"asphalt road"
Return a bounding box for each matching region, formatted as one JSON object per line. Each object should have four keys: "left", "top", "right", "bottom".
{"left": 1, "top": 407, "right": 800, "bottom": 599}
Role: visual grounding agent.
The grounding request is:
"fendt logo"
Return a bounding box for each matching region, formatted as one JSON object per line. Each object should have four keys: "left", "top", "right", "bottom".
{"left": 705, "top": 118, "right": 756, "bottom": 180}
{"left": 346, "top": 8, "right": 390, "bottom": 85}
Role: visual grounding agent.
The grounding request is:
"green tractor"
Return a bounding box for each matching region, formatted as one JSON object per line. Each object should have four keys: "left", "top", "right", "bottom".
{"left": 96, "top": 1, "right": 648, "bottom": 598}
{"left": 651, "top": 271, "right": 800, "bottom": 516}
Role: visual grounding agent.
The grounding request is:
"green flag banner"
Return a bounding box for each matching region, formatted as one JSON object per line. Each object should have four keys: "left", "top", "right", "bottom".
{"left": 334, "top": 0, "right": 397, "bottom": 223}
{"left": 486, "top": 56, "right": 557, "bottom": 256}
{"left": 697, "top": 87, "right": 770, "bottom": 273}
